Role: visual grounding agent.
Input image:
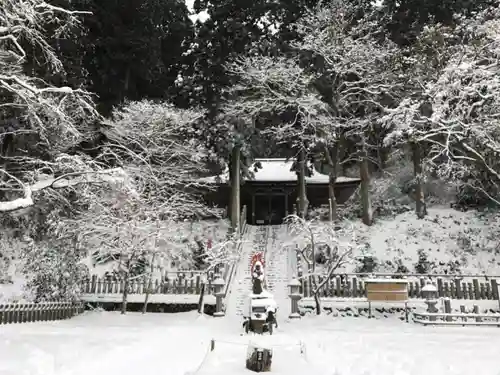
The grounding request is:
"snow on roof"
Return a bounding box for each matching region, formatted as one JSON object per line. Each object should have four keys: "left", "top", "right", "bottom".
{"left": 199, "top": 158, "right": 360, "bottom": 184}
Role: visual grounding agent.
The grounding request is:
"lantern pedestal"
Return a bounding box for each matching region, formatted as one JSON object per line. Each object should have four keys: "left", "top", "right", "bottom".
{"left": 288, "top": 278, "right": 302, "bottom": 319}
{"left": 212, "top": 276, "right": 226, "bottom": 317}
{"left": 421, "top": 280, "right": 439, "bottom": 321}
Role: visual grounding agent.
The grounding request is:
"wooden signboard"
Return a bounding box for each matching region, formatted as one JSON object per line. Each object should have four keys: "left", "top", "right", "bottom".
{"left": 365, "top": 279, "right": 409, "bottom": 321}
{"left": 365, "top": 279, "right": 409, "bottom": 302}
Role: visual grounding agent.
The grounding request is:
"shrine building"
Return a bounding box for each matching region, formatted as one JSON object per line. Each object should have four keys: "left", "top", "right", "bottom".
{"left": 200, "top": 158, "right": 360, "bottom": 225}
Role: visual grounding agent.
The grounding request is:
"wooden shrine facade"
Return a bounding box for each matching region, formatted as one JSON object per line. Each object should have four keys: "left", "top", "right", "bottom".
{"left": 200, "top": 159, "right": 361, "bottom": 225}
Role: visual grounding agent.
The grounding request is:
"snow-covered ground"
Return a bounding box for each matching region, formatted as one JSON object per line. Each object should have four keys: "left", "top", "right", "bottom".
{"left": 306, "top": 206, "right": 500, "bottom": 275}
{"left": 1, "top": 310, "right": 499, "bottom": 375}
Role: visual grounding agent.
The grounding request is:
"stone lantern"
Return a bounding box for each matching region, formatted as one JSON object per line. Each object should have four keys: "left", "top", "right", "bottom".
{"left": 212, "top": 276, "right": 226, "bottom": 317}
{"left": 421, "top": 280, "right": 439, "bottom": 320}
{"left": 288, "top": 278, "right": 302, "bottom": 319}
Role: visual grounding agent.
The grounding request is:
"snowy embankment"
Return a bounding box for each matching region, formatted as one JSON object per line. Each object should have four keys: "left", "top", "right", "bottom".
{"left": 86, "top": 219, "right": 231, "bottom": 278}
{"left": 0, "top": 219, "right": 230, "bottom": 303}
{"left": 1, "top": 310, "right": 499, "bottom": 375}
{"left": 311, "top": 206, "right": 500, "bottom": 275}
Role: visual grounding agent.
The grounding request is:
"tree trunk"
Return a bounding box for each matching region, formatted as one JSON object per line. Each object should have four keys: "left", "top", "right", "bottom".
{"left": 142, "top": 253, "right": 156, "bottom": 314}
{"left": 121, "top": 272, "right": 129, "bottom": 315}
{"left": 197, "top": 282, "right": 205, "bottom": 314}
{"left": 324, "top": 144, "right": 339, "bottom": 222}
{"left": 296, "top": 148, "right": 309, "bottom": 219}
{"left": 230, "top": 146, "right": 241, "bottom": 233}
{"left": 411, "top": 141, "right": 427, "bottom": 219}
{"left": 313, "top": 292, "right": 321, "bottom": 315}
{"left": 359, "top": 141, "right": 373, "bottom": 226}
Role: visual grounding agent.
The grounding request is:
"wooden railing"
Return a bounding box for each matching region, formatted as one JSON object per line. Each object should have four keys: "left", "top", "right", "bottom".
{"left": 81, "top": 274, "right": 213, "bottom": 295}
{"left": 301, "top": 274, "right": 500, "bottom": 300}
{"left": 222, "top": 205, "right": 248, "bottom": 298}
{"left": 0, "top": 302, "right": 84, "bottom": 325}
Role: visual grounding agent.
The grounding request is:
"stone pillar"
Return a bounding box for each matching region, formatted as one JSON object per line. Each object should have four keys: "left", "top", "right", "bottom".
{"left": 421, "top": 281, "right": 438, "bottom": 321}
{"left": 288, "top": 278, "right": 302, "bottom": 319}
{"left": 212, "top": 276, "right": 226, "bottom": 317}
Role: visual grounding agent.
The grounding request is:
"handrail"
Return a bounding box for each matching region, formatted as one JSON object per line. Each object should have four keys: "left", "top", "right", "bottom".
{"left": 222, "top": 205, "right": 248, "bottom": 298}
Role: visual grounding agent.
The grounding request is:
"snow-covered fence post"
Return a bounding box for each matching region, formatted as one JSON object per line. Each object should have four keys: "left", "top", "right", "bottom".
{"left": 213, "top": 276, "right": 226, "bottom": 317}
{"left": 288, "top": 278, "right": 302, "bottom": 319}
{"left": 491, "top": 279, "right": 500, "bottom": 311}
{"left": 443, "top": 298, "right": 452, "bottom": 322}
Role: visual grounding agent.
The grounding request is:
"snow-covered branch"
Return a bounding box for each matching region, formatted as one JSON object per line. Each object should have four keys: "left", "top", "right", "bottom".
{"left": 0, "top": 167, "right": 128, "bottom": 212}
{"left": 285, "top": 213, "right": 356, "bottom": 314}
{"left": 380, "top": 6, "right": 500, "bottom": 203}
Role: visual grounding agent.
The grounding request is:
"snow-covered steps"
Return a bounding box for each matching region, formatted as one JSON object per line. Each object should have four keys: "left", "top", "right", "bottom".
{"left": 265, "top": 225, "right": 293, "bottom": 322}
{"left": 224, "top": 226, "right": 270, "bottom": 319}
{"left": 224, "top": 224, "right": 292, "bottom": 321}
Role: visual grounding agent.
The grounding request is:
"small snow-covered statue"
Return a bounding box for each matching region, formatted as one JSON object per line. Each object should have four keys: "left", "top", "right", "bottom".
{"left": 252, "top": 260, "right": 265, "bottom": 280}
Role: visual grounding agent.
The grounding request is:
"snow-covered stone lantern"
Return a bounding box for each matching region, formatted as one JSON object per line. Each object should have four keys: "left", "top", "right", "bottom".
{"left": 421, "top": 280, "right": 439, "bottom": 319}
{"left": 212, "top": 276, "right": 226, "bottom": 317}
{"left": 288, "top": 278, "right": 302, "bottom": 319}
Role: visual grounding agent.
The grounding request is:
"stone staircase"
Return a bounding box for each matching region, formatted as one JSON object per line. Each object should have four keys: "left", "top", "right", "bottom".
{"left": 224, "top": 226, "right": 270, "bottom": 318}
{"left": 264, "top": 225, "right": 292, "bottom": 322}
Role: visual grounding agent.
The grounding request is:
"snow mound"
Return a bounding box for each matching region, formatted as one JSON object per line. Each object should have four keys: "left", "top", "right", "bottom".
{"left": 313, "top": 206, "right": 500, "bottom": 275}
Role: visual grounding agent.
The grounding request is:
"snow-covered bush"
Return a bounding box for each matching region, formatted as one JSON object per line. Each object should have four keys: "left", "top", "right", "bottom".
{"left": 414, "top": 249, "right": 432, "bottom": 274}
{"left": 21, "top": 238, "right": 88, "bottom": 302}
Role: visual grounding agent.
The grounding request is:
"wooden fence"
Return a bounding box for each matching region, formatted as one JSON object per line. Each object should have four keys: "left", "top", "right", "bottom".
{"left": 81, "top": 274, "right": 213, "bottom": 295}
{"left": 0, "top": 302, "right": 84, "bottom": 325}
{"left": 301, "top": 275, "right": 500, "bottom": 301}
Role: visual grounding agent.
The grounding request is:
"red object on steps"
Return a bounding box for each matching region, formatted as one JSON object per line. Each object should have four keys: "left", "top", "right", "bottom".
{"left": 250, "top": 252, "right": 265, "bottom": 270}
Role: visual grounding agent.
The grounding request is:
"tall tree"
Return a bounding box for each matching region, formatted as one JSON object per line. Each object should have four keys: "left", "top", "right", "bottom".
{"left": 0, "top": 0, "right": 130, "bottom": 213}
{"left": 180, "top": 0, "right": 321, "bottom": 109}
{"left": 291, "top": 1, "right": 403, "bottom": 224}
{"left": 63, "top": 0, "right": 195, "bottom": 114}
{"left": 382, "top": 3, "right": 500, "bottom": 206}
{"left": 223, "top": 55, "right": 332, "bottom": 218}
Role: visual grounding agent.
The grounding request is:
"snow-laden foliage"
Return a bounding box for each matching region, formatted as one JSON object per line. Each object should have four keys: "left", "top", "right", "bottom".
{"left": 224, "top": 55, "right": 331, "bottom": 152}
{"left": 292, "top": 0, "right": 403, "bottom": 148}
{"left": 0, "top": 1, "right": 125, "bottom": 213}
{"left": 101, "top": 100, "right": 211, "bottom": 204}
{"left": 381, "top": 5, "right": 500, "bottom": 204}
{"left": 21, "top": 238, "right": 88, "bottom": 302}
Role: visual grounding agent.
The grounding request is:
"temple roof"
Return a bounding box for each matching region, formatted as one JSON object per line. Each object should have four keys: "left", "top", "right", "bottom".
{"left": 199, "top": 158, "right": 360, "bottom": 184}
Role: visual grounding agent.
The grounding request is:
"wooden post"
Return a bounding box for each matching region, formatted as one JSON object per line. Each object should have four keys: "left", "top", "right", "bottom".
{"left": 473, "top": 305, "right": 482, "bottom": 322}
{"left": 473, "top": 279, "right": 480, "bottom": 300}
{"left": 91, "top": 275, "right": 97, "bottom": 293}
{"left": 493, "top": 279, "right": 500, "bottom": 311}
{"left": 455, "top": 279, "right": 462, "bottom": 299}
{"left": 328, "top": 198, "right": 333, "bottom": 222}
{"left": 460, "top": 305, "right": 466, "bottom": 322}
{"left": 437, "top": 278, "right": 444, "bottom": 298}
{"left": 444, "top": 298, "right": 452, "bottom": 322}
